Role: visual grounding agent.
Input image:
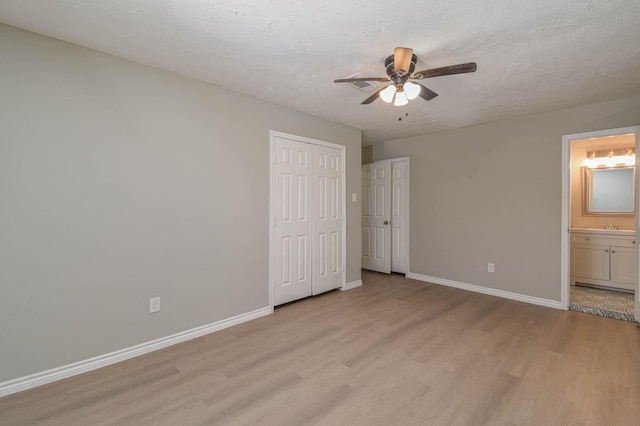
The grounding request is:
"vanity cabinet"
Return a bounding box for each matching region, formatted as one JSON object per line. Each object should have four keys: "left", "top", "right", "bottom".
{"left": 570, "top": 231, "right": 637, "bottom": 291}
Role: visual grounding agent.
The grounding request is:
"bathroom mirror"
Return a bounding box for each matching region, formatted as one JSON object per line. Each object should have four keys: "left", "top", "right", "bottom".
{"left": 583, "top": 166, "right": 635, "bottom": 216}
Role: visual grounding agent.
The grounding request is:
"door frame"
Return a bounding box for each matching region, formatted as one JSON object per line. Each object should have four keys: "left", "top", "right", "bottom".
{"left": 561, "top": 125, "right": 640, "bottom": 321}
{"left": 269, "top": 130, "right": 347, "bottom": 308}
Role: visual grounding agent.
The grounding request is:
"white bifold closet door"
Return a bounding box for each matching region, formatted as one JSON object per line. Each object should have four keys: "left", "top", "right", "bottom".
{"left": 273, "top": 136, "right": 343, "bottom": 306}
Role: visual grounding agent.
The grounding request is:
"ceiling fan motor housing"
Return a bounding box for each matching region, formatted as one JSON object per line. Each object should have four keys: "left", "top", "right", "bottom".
{"left": 385, "top": 54, "right": 417, "bottom": 78}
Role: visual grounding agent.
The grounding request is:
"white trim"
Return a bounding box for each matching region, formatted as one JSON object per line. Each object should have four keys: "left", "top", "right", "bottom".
{"left": 0, "top": 306, "right": 272, "bottom": 398}
{"left": 341, "top": 140, "right": 347, "bottom": 292}
{"left": 269, "top": 130, "right": 347, "bottom": 308}
{"left": 407, "top": 272, "right": 562, "bottom": 310}
{"left": 405, "top": 158, "right": 410, "bottom": 274}
{"left": 341, "top": 279, "right": 363, "bottom": 291}
{"left": 560, "top": 126, "right": 640, "bottom": 316}
{"left": 561, "top": 133, "right": 571, "bottom": 309}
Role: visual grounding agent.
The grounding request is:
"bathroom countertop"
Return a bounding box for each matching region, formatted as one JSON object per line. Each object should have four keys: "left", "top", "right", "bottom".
{"left": 570, "top": 228, "right": 635, "bottom": 236}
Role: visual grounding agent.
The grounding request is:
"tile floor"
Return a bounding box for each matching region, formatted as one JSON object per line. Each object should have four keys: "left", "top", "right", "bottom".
{"left": 569, "top": 284, "right": 635, "bottom": 321}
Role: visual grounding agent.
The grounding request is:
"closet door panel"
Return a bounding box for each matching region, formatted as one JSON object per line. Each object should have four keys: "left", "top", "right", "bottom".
{"left": 273, "top": 137, "right": 314, "bottom": 305}
{"left": 313, "top": 146, "right": 343, "bottom": 295}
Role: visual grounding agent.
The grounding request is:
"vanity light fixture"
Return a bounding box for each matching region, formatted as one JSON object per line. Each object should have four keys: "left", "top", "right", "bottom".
{"left": 584, "top": 147, "right": 635, "bottom": 168}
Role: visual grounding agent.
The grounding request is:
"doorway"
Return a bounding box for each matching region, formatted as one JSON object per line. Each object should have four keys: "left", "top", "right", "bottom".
{"left": 269, "top": 131, "right": 346, "bottom": 306}
{"left": 362, "top": 158, "right": 410, "bottom": 274}
{"left": 561, "top": 126, "right": 640, "bottom": 321}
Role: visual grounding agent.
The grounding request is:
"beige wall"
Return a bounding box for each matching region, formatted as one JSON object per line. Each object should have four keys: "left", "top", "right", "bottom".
{"left": 570, "top": 135, "right": 636, "bottom": 230}
{"left": 374, "top": 95, "right": 640, "bottom": 301}
{"left": 0, "top": 24, "right": 361, "bottom": 383}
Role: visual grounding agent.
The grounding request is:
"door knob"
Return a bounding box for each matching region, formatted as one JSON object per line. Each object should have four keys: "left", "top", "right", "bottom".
{"left": 384, "top": 220, "right": 390, "bottom": 225}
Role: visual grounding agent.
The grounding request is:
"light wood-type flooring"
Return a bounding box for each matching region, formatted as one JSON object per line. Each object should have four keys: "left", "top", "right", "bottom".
{"left": 1, "top": 270, "right": 640, "bottom": 425}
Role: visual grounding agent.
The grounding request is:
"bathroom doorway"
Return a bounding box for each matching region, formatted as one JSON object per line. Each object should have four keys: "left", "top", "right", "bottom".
{"left": 561, "top": 126, "right": 640, "bottom": 322}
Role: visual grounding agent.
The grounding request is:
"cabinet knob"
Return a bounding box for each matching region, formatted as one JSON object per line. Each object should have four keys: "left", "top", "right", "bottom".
{"left": 605, "top": 249, "right": 609, "bottom": 253}
{"left": 611, "top": 250, "right": 616, "bottom": 254}
{"left": 633, "top": 241, "right": 635, "bottom": 244}
{"left": 586, "top": 237, "right": 590, "bottom": 241}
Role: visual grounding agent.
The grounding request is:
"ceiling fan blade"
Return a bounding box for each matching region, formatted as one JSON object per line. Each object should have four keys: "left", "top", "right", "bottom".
{"left": 393, "top": 47, "right": 414, "bottom": 74}
{"left": 416, "top": 83, "right": 438, "bottom": 101}
{"left": 334, "top": 77, "right": 390, "bottom": 83}
{"left": 412, "top": 62, "right": 477, "bottom": 79}
{"left": 361, "top": 85, "right": 388, "bottom": 105}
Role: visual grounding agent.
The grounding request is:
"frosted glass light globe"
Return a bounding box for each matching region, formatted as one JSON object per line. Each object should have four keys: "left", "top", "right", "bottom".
{"left": 404, "top": 82, "right": 421, "bottom": 100}
{"left": 394, "top": 90, "right": 408, "bottom": 106}
{"left": 380, "top": 85, "right": 396, "bottom": 103}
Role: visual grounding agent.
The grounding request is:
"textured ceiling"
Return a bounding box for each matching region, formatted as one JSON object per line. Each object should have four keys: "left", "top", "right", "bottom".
{"left": 1, "top": 0, "right": 639, "bottom": 144}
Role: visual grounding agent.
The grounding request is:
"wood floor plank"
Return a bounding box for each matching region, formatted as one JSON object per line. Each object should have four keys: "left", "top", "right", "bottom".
{"left": 1, "top": 270, "right": 639, "bottom": 425}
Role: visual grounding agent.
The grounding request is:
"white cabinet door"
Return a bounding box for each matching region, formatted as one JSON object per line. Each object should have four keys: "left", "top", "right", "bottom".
{"left": 313, "top": 145, "right": 342, "bottom": 295}
{"left": 273, "top": 137, "right": 314, "bottom": 305}
{"left": 571, "top": 243, "right": 610, "bottom": 281}
{"left": 610, "top": 246, "right": 637, "bottom": 285}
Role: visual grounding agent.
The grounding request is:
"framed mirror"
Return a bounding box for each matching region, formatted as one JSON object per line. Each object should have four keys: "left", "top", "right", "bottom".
{"left": 582, "top": 166, "right": 635, "bottom": 216}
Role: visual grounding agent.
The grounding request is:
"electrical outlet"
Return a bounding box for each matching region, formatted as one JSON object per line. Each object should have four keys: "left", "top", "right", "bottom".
{"left": 149, "top": 297, "right": 160, "bottom": 313}
{"left": 488, "top": 263, "right": 495, "bottom": 273}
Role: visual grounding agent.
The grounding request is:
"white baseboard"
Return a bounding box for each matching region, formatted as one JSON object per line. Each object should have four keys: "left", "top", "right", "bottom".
{"left": 341, "top": 279, "right": 363, "bottom": 291}
{"left": 406, "top": 272, "right": 562, "bottom": 310}
{"left": 0, "top": 306, "right": 273, "bottom": 398}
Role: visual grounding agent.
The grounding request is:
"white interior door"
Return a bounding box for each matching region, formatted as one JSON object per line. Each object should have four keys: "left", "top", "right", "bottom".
{"left": 362, "top": 160, "right": 391, "bottom": 273}
{"left": 273, "top": 137, "right": 313, "bottom": 305}
{"left": 391, "top": 160, "right": 408, "bottom": 273}
{"left": 362, "top": 158, "right": 409, "bottom": 275}
{"left": 313, "top": 145, "right": 343, "bottom": 295}
{"left": 272, "top": 133, "right": 345, "bottom": 306}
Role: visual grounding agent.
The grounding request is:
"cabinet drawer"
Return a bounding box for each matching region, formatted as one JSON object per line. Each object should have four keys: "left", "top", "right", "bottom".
{"left": 570, "top": 233, "right": 636, "bottom": 248}
{"left": 571, "top": 235, "right": 596, "bottom": 244}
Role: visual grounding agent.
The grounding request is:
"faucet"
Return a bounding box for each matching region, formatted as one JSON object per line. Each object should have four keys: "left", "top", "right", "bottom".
{"left": 602, "top": 224, "right": 620, "bottom": 230}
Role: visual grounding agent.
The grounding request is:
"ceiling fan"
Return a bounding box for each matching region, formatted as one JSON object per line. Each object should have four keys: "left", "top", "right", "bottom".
{"left": 334, "top": 47, "right": 477, "bottom": 106}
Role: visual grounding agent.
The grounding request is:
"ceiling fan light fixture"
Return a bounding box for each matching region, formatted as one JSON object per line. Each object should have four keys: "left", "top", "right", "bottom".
{"left": 380, "top": 85, "right": 396, "bottom": 103}
{"left": 333, "top": 47, "right": 476, "bottom": 106}
{"left": 394, "top": 90, "right": 408, "bottom": 106}
{"left": 404, "top": 82, "right": 421, "bottom": 100}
